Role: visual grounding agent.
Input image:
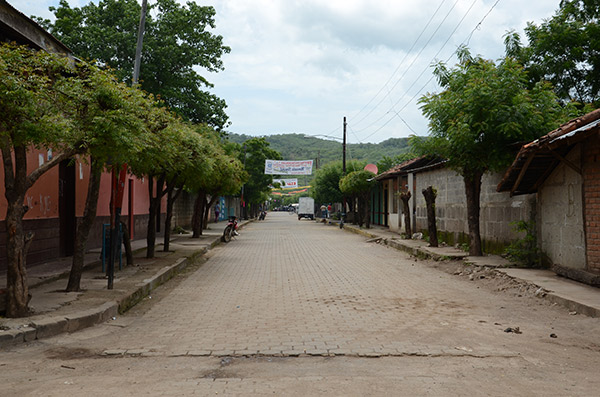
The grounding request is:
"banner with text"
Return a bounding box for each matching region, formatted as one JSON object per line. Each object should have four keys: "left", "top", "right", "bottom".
{"left": 272, "top": 179, "right": 298, "bottom": 189}
{"left": 265, "top": 160, "right": 313, "bottom": 175}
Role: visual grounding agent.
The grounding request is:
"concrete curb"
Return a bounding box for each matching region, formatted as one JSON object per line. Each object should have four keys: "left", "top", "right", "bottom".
{"left": 544, "top": 293, "right": 600, "bottom": 318}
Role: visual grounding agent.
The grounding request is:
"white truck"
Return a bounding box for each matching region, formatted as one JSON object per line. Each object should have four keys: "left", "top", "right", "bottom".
{"left": 297, "top": 197, "right": 315, "bottom": 220}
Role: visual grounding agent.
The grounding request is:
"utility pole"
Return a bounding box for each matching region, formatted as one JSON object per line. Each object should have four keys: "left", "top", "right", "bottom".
{"left": 342, "top": 117, "right": 347, "bottom": 217}
{"left": 108, "top": 0, "right": 148, "bottom": 290}
{"left": 343, "top": 116, "right": 347, "bottom": 175}
{"left": 316, "top": 150, "right": 320, "bottom": 170}
{"left": 133, "top": 0, "right": 148, "bottom": 84}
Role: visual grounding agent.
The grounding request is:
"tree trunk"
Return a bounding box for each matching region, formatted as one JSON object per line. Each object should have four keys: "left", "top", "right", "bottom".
{"left": 422, "top": 186, "right": 438, "bottom": 247}
{"left": 163, "top": 186, "right": 182, "bottom": 252}
{"left": 464, "top": 172, "right": 483, "bottom": 256}
{"left": 121, "top": 220, "right": 133, "bottom": 266}
{"left": 66, "top": 159, "right": 102, "bottom": 292}
{"left": 2, "top": 142, "right": 78, "bottom": 317}
{"left": 146, "top": 175, "right": 165, "bottom": 258}
{"left": 364, "top": 193, "right": 371, "bottom": 229}
{"left": 203, "top": 195, "right": 219, "bottom": 230}
{"left": 202, "top": 195, "right": 210, "bottom": 230}
{"left": 191, "top": 191, "right": 206, "bottom": 237}
{"left": 400, "top": 191, "right": 412, "bottom": 238}
{"left": 356, "top": 196, "right": 364, "bottom": 227}
{"left": 5, "top": 200, "right": 31, "bottom": 317}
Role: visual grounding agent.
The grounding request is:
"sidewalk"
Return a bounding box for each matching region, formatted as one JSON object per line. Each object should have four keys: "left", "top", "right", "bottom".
{"left": 336, "top": 221, "right": 600, "bottom": 318}
{"left": 0, "top": 221, "right": 249, "bottom": 348}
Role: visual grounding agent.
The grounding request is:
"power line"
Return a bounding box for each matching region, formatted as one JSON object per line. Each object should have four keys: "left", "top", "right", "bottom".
{"left": 356, "top": 0, "right": 483, "bottom": 143}
{"left": 351, "top": 0, "right": 470, "bottom": 136}
{"left": 348, "top": 0, "right": 450, "bottom": 127}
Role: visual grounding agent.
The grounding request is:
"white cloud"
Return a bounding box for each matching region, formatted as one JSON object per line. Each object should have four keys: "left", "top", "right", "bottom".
{"left": 9, "top": 0, "right": 560, "bottom": 143}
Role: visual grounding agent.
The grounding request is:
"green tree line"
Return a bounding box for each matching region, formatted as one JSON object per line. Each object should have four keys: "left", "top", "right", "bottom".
{"left": 0, "top": 44, "right": 244, "bottom": 318}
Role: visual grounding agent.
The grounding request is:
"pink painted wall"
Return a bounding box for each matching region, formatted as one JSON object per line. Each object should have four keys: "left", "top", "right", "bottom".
{"left": 0, "top": 149, "right": 60, "bottom": 220}
{"left": 0, "top": 149, "right": 165, "bottom": 221}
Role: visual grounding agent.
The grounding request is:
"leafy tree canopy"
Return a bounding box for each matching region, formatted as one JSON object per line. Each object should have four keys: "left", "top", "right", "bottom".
{"left": 311, "top": 160, "right": 365, "bottom": 204}
{"left": 238, "top": 137, "right": 282, "bottom": 206}
{"left": 187, "top": 124, "right": 247, "bottom": 196}
{"left": 376, "top": 153, "right": 417, "bottom": 174}
{"left": 414, "top": 46, "right": 569, "bottom": 256}
{"left": 339, "top": 170, "right": 377, "bottom": 197}
{"left": 40, "top": 0, "right": 230, "bottom": 129}
{"left": 504, "top": 0, "right": 600, "bottom": 106}
{"left": 414, "top": 46, "right": 567, "bottom": 179}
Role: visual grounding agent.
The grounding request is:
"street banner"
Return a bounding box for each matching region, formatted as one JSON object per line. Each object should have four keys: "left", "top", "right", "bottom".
{"left": 273, "top": 178, "right": 298, "bottom": 189}
{"left": 265, "top": 159, "right": 313, "bottom": 175}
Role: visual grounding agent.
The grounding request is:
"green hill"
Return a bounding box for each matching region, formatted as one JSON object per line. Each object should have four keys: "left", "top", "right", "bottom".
{"left": 227, "top": 132, "right": 411, "bottom": 166}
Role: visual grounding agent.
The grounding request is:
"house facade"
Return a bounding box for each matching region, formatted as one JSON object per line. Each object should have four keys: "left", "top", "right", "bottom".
{"left": 376, "top": 157, "right": 533, "bottom": 251}
{"left": 498, "top": 109, "right": 600, "bottom": 283}
{"left": 0, "top": 1, "right": 165, "bottom": 271}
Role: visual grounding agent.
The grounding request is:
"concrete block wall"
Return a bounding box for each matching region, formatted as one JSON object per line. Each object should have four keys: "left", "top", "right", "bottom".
{"left": 539, "top": 145, "right": 585, "bottom": 270}
{"left": 412, "top": 168, "right": 535, "bottom": 251}
{"left": 172, "top": 191, "right": 195, "bottom": 229}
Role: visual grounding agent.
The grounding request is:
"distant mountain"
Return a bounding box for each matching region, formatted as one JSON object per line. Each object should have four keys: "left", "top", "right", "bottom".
{"left": 226, "top": 132, "right": 412, "bottom": 166}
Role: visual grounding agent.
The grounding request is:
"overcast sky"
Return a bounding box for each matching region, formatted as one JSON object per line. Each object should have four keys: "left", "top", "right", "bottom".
{"left": 14, "top": 0, "right": 560, "bottom": 143}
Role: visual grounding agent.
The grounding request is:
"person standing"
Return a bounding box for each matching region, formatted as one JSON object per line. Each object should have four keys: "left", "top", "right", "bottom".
{"left": 214, "top": 204, "right": 220, "bottom": 222}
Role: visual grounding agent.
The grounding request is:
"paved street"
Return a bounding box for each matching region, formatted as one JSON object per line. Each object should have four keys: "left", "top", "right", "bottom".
{"left": 1, "top": 212, "right": 599, "bottom": 396}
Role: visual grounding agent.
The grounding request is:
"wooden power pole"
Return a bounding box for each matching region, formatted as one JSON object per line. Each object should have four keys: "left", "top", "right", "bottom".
{"left": 343, "top": 116, "right": 347, "bottom": 174}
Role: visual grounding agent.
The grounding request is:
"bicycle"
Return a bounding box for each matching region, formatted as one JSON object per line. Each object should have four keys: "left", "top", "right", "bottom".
{"left": 221, "top": 216, "right": 239, "bottom": 243}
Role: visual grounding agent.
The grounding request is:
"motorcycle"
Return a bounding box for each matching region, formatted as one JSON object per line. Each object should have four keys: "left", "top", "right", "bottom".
{"left": 221, "top": 216, "right": 239, "bottom": 242}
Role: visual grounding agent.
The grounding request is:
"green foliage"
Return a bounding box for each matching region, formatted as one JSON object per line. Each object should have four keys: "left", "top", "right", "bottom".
{"left": 66, "top": 61, "right": 152, "bottom": 168}
{"left": 227, "top": 133, "right": 412, "bottom": 166}
{"left": 377, "top": 152, "right": 417, "bottom": 173}
{"left": 43, "top": 0, "right": 230, "bottom": 129}
{"left": 0, "top": 43, "right": 77, "bottom": 155}
{"left": 339, "top": 170, "right": 377, "bottom": 197}
{"left": 187, "top": 124, "right": 247, "bottom": 197}
{"left": 414, "top": 46, "right": 567, "bottom": 178}
{"left": 504, "top": 220, "right": 543, "bottom": 268}
{"left": 311, "top": 160, "right": 365, "bottom": 204}
{"left": 239, "top": 137, "right": 282, "bottom": 206}
{"left": 505, "top": 0, "right": 600, "bottom": 106}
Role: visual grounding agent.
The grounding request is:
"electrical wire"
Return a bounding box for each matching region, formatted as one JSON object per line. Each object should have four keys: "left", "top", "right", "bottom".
{"left": 349, "top": 0, "right": 450, "bottom": 126}
{"left": 355, "top": 0, "right": 494, "bottom": 143}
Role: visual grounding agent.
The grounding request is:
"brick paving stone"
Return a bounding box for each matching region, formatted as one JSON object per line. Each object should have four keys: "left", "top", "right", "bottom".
{"left": 101, "top": 213, "right": 531, "bottom": 359}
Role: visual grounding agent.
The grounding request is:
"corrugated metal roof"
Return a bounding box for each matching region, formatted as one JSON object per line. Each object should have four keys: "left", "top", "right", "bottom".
{"left": 375, "top": 156, "right": 446, "bottom": 180}
{"left": 497, "top": 109, "right": 600, "bottom": 196}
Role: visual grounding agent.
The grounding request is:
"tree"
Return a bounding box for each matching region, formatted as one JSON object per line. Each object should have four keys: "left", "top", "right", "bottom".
{"left": 376, "top": 153, "right": 417, "bottom": 173}
{"left": 504, "top": 0, "right": 600, "bottom": 106}
{"left": 312, "top": 161, "right": 345, "bottom": 205}
{"left": 126, "top": 106, "right": 185, "bottom": 259}
{"left": 311, "top": 160, "right": 365, "bottom": 205}
{"left": 414, "top": 47, "right": 567, "bottom": 256}
{"left": 41, "top": 0, "right": 231, "bottom": 129}
{"left": 238, "top": 138, "right": 282, "bottom": 219}
{"left": 339, "top": 170, "right": 377, "bottom": 228}
{"left": 188, "top": 127, "right": 246, "bottom": 238}
{"left": 65, "top": 61, "right": 151, "bottom": 292}
{"left": 422, "top": 186, "right": 438, "bottom": 247}
{"left": 162, "top": 124, "right": 212, "bottom": 248}
{"left": 0, "top": 44, "right": 86, "bottom": 316}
